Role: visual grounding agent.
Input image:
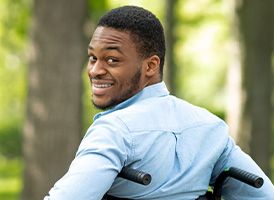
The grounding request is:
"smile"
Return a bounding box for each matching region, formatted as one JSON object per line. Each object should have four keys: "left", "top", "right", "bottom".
{"left": 91, "top": 81, "right": 114, "bottom": 96}
{"left": 93, "top": 83, "right": 113, "bottom": 88}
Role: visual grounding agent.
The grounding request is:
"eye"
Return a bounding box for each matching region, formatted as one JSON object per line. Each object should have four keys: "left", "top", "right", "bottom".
{"left": 89, "top": 55, "right": 97, "bottom": 63}
{"left": 106, "top": 57, "right": 118, "bottom": 65}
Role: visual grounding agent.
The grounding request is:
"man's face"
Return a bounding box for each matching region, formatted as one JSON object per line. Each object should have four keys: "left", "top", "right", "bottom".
{"left": 87, "top": 26, "right": 147, "bottom": 110}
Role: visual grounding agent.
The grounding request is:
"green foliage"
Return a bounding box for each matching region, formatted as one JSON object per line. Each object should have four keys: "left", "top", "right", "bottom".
{"left": 0, "top": 157, "right": 22, "bottom": 200}
{"left": 86, "top": 0, "right": 108, "bottom": 35}
{"left": 0, "top": 0, "right": 31, "bottom": 49}
{"left": 0, "top": 0, "right": 30, "bottom": 198}
{"left": 0, "top": 0, "right": 31, "bottom": 158}
{"left": 88, "top": 0, "right": 108, "bottom": 24}
{"left": 107, "top": 0, "right": 165, "bottom": 22}
{"left": 174, "top": 0, "right": 229, "bottom": 117}
{"left": 0, "top": 121, "right": 22, "bottom": 158}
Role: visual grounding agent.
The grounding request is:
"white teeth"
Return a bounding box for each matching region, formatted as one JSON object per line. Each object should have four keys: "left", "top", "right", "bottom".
{"left": 94, "top": 84, "right": 112, "bottom": 88}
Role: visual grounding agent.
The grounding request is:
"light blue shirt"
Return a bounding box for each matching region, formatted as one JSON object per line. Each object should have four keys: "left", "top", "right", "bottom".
{"left": 45, "top": 82, "right": 274, "bottom": 200}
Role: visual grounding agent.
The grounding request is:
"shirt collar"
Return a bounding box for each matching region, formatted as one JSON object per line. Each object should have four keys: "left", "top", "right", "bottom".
{"left": 94, "top": 81, "right": 169, "bottom": 121}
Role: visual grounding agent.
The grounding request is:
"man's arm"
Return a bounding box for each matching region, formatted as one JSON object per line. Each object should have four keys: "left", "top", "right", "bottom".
{"left": 211, "top": 136, "right": 274, "bottom": 199}
{"left": 44, "top": 116, "right": 132, "bottom": 200}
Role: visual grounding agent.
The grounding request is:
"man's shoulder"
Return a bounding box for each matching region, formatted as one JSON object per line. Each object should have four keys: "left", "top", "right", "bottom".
{"left": 102, "top": 95, "right": 223, "bottom": 133}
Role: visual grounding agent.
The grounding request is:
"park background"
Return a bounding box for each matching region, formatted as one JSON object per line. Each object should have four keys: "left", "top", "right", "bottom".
{"left": 0, "top": 0, "right": 273, "bottom": 199}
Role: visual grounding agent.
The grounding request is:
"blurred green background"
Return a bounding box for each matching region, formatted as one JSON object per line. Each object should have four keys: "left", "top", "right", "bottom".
{"left": 0, "top": 0, "right": 273, "bottom": 199}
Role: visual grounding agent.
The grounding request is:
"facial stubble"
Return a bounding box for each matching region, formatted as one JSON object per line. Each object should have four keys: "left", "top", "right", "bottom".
{"left": 91, "top": 69, "right": 142, "bottom": 110}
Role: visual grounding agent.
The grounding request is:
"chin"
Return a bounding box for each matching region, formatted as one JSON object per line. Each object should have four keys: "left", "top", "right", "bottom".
{"left": 92, "top": 100, "right": 114, "bottom": 111}
{"left": 92, "top": 95, "right": 130, "bottom": 111}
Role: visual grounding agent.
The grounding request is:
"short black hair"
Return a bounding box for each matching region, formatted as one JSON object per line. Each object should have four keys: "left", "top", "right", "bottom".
{"left": 97, "top": 6, "right": 165, "bottom": 79}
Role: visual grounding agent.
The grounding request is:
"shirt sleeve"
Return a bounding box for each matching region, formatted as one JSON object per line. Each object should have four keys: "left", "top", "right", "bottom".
{"left": 44, "top": 115, "right": 132, "bottom": 200}
{"left": 211, "top": 135, "right": 274, "bottom": 199}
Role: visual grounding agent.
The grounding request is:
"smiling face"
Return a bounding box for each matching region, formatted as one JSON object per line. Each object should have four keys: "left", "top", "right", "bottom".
{"left": 87, "top": 26, "right": 156, "bottom": 110}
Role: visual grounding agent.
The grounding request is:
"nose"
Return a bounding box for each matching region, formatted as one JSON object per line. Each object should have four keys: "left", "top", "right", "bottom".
{"left": 87, "top": 60, "right": 107, "bottom": 78}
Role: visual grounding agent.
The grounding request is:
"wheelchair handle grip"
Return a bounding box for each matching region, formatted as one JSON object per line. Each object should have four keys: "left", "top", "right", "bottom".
{"left": 213, "top": 167, "right": 264, "bottom": 199}
{"left": 227, "top": 167, "right": 264, "bottom": 188}
{"left": 118, "top": 167, "right": 151, "bottom": 185}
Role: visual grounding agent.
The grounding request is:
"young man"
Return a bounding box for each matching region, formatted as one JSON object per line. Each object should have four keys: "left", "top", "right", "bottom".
{"left": 45, "top": 6, "right": 274, "bottom": 200}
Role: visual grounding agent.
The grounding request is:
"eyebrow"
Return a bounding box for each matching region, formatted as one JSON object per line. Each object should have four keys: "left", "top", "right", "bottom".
{"left": 88, "top": 45, "right": 124, "bottom": 55}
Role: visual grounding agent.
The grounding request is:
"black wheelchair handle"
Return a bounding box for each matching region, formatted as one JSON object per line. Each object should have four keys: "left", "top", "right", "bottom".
{"left": 118, "top": 167, "right": 151, "bottom": 185}
{"left": 213, "top": 167, "right": 264, "bottom": 199}
{"left": 227, "top": 167, "right": 264, "bottom": 188}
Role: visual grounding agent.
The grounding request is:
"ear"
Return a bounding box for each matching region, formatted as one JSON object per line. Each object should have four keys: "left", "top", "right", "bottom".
{"left": 144, "top": 55, "right": 160, "bottom": 77}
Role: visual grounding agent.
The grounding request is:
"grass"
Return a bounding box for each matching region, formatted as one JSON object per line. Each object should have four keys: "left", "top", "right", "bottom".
{"left": 0, "top": 156, "right": 22, "bottom": 200}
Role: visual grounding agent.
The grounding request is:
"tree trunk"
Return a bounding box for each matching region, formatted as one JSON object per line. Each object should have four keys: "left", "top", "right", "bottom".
{"left": 165, "top": 0, "right": 177, "bottom": 94}
{"left": 236, "top": 0, "right": 273, "bottom": 176}
{"left": 226, "top": 0, "right": 242, "bottom": 142}
{"left": 22, "top": 0, "right": 88, "bottom": 199}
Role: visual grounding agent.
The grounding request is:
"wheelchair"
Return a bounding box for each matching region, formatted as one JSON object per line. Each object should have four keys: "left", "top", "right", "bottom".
{"left": 103, "top": 166, "right": 264, "bottom": 200}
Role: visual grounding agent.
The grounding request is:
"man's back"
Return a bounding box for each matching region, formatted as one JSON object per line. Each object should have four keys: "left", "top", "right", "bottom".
{"left": 103, "top": 82, "right": 227, "bottom": 199}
